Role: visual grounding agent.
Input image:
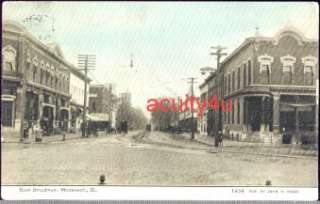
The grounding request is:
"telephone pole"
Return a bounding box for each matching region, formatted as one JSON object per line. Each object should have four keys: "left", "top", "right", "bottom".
{"left": 187, "top": 77, "right": 197, "bottom": 140}
{"left": 211, "top": 45, "right": 227, "bottom": 71}
{"left": 210, "top": 46, "right": 227, "bottom": 146}
{"left": 78, "top": 54, "right": 96, "bottom": 137}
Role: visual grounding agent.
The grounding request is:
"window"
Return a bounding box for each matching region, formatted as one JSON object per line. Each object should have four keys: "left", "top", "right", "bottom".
{"left": 243, "top": 64, "right": 247, "bottom": 87}
{"left": 232, "top": 98, "right": 234, "bottom": 124}
{"left": 280, "top": 55, "right": 296, "bottom": 85}
{"left": 4, "top": 62, "right": 14, "bottom": 71}
{"left": 228, "top": 106, "right": 230, "bottom": 124}
{"left": 232, "top": 70, "right": 235, "bottom": 91}
{"left": 283, "top": 65, "right": 292, "bottom": 72}
{"left": 237, "top": 67, "right": 240, "bottom": 89}
{"left": 258, "top": 55, "right": 274, "bottom": 84}
{"left": 237, "top": 99, "right": 240, "bottom": 124}
{"left": 2, "top": 45, "right": 17, "bottom": 72}
{"left": 228, "top": 74, "right": 231, "bottom": 94}
{"left": 55, "top": 78, "right": 58, "bottom": 89}
{"left": 302, "top": 56, "right": 317, "bottom": 86}
{"left": 40, "top": 70, "right": 43, "bottom": 84}
{"left": 1, "top": 101, "right": 14, "bottom": 126}
{"left": 33, "top": 68, "right": 37, "bottom": 82}
{"left": 61, "top": 99, "right": 66, "bottom": 107}
{"left": 224, "top": 76, "right": 227, "bottom": 94}
{"left": 47, "top": 73, "right": 50, "bottom": 87}
{"left": 44, "top": 94, "right": 50, "bottom": 103}
{"left": 248, "top": 60, "right": 251, "bottom": 85}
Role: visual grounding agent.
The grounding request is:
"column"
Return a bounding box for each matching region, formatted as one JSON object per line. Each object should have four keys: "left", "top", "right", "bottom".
{"left": 295, "top": 107, "right": 299, "bottom": 137}
{"left": 17, "top": 37, "right": 27, "bottom": 141}
{"left": 272, "top": 93, "right": 280, "bottom": 135}
{"left": 260, "top": 96, "right": 266, "bottom": 133}
{"left": 15, "top": 88, "right": 24, "bottom": 133}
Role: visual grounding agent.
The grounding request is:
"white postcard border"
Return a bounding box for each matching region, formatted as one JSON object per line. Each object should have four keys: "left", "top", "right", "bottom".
{"left": 1, "top": 186, "right": 318, "bottom": 200}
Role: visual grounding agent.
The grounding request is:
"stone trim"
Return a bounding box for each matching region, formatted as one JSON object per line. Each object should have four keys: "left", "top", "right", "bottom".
{"left": 258, "top": 54, "right": 273, "bottom": 73}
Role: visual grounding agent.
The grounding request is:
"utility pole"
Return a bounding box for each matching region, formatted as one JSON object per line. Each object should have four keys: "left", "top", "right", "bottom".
{"left": 187, "top": 77, "right": 197, "bottom": 140}
{"left": 211, "top": 46, "right": 227, "bottom": 71}
{"left": 210, "top": 45, "right": 227, "bottom": 146}
{"left": 78, "top": 54, "right": 95, "bottom": 137}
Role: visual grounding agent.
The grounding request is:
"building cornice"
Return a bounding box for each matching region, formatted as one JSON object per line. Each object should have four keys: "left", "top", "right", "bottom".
{"left": 3, "top": 21, "right": 92, "bottom": 83}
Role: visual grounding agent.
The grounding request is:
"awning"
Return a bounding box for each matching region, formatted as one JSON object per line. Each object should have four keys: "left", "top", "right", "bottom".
{"left": 280, "top": 102, "right": 315, "bottom": 112}
{"left": 86, "top": 113, "right": 110, "bottom": 121}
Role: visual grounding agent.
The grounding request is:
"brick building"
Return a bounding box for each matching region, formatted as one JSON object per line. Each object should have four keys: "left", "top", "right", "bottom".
{"left": 1, "top": 21, "right": 90, "bottom": 142}
{"left": 201, "top": 25, "right": 318, "bottom": 143}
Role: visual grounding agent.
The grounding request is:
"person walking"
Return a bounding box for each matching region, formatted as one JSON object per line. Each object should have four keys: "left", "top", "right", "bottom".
{"left": 81, "top": 121, "right": 86, "bottom": 138}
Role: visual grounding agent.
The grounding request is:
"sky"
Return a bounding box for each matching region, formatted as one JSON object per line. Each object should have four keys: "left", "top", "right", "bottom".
{"left": 3, "top": 2, "right": 318, "bottom": 118}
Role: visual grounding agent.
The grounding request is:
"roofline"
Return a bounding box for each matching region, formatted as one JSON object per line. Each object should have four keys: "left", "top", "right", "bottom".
{"left": 221, "top": 34, "right": 318, "bottom": 67}
{"left": 3, "top": 20, "right": 92, "bottom": 82}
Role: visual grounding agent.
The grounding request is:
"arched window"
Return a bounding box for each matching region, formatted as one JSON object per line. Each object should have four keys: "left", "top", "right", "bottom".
{"left": 2, "top": 45, "right": 17, "bottom": 72}
{"left": 302, "top": 56, "right": 317, "bottom": 85}
{"left": 33, "top": 67, "right": 37, "bottom": 82}
{"left": 280, "top": 55, "right": 296, "bottom": 85}
{"left": 258, "top": 54, "right": 273, "bottom": 84}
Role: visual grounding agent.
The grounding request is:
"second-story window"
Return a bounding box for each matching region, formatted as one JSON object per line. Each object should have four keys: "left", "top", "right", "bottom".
{"left": 243, "top": 63, "right": 247, "bottom": 87}
{"left": 280, "top": 55, "right": 296, "bottom": 85}
{"left": 33, "top": 68, "right": 37, "bottom": 82}
{"left": 232, "top": 70, "right": 235, "bottom": 91}
{"left": 248, "top": 60, "right": 251, "bottom": 85}
{"left": 228, "top": 74, "right": 231, "bottom": 94}
{"left": 237, "top": 67, "right": 240, "bottom": 89}
{"left": 302, "top": 56, "right": 317, "bottom": 86}
{"left": 258, "top": 54, "right": 274, "bottom": 84}
{"left": 2, "top": 45, "right": 17, "bottom": 72}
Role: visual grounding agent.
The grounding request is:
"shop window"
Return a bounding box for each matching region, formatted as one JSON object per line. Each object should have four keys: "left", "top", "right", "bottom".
{"left": 2, "top": 45, "right": 17, "bottom": 72}
{"left": 1, "top": 101, "right": 14, "bottom": 126}
{"left": 232, "top": 99, "right": 234, "bottom": 124}
{"left": 237, "top": 99, "right": 240, "bottom": 124}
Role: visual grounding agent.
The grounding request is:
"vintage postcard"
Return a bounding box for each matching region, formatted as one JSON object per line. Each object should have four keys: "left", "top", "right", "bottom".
{"left": 1, "top": 1, "right": 318, "bottom": 200}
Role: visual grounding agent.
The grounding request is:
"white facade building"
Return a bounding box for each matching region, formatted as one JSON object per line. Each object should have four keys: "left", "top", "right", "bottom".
{"left": 69, "top": 68, "right": 91, "bottom": 132}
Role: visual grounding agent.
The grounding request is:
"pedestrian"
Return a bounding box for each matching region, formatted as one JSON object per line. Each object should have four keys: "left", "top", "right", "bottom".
{"left": 61, "top": 120, "right": 66, "bottom": 141}
{"left": 218, "top": 131, "right": 223, "bottom": 147}
{"left": 81, "top": 121, "right": 86, "bottom": 138}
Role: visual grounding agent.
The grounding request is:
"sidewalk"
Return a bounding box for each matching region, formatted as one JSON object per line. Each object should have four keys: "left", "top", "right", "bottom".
{"left": 177, "top": 132, "right": 318, "bottom": 158}
{"left": 2, "top": 131, "right": 113, "bottom": 144}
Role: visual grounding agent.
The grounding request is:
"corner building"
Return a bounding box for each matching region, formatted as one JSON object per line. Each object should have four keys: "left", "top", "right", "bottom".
{"left": 205, "top": 26, "right": 318, "bottom": 143}
{"left": 2, "top": 21, "right": 89, "bottom": 141}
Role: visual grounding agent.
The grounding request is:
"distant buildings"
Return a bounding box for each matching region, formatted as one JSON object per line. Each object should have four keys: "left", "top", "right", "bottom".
{"left": 119, "top": 92, "right": 131, "bottom": 105}
{"left": 200, "top": 25, "right": 318, "bottom": 143}
{"left": 88, "top": 83, "right": 118, "bottom": 128}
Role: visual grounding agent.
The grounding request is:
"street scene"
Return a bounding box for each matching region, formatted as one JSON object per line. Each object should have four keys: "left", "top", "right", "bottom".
{"left": 2, "top": 131, "right": 317, "bottom": 186}
{"left": 1, "top": 2, "right": 318, "bottom": 187}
